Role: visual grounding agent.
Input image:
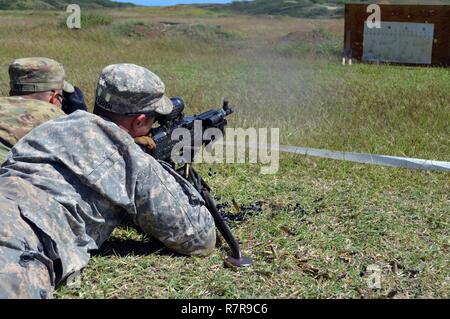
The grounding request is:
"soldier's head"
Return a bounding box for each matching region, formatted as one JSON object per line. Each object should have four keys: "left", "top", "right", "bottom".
{"left": 93, "top": 63, "right": 173, "bottom": 137}
{"left": 8, "top": 57, "right": 74, "bottom": 108}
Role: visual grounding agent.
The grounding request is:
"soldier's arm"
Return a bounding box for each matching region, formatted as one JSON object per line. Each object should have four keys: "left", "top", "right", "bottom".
{"left": 132, "top": 156, "right": 216, "bottom": 257}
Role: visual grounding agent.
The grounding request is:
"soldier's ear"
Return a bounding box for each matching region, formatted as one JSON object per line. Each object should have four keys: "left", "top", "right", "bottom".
{"left": 129, "top": 114, "right": 148, "bottom": 137}
{"left": 133, "top": 114, "right": 147, "bottom": 127}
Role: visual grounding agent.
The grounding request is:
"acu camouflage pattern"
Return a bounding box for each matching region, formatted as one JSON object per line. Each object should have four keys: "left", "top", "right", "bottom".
{"left": 0, "top": 181, "right": 56, "bottom": 299}
{"left": 9, "top": 57, "right": 74, "bottom": 93}
{"left": 95, "top": 64, "right": 173, "bottom": 115}
{"left": 0, "top": 97, "right": 65, "bottom": 162}
{"left": 0, "top": 111, "right": 216, "bottom": 298}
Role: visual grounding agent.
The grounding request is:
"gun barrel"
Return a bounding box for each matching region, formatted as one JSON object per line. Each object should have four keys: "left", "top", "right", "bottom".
{"left": 222, "top": 100, "right": 233, "bottom": 115}
{"left": 196, "top": 103, "right": 234, "bottom": 126}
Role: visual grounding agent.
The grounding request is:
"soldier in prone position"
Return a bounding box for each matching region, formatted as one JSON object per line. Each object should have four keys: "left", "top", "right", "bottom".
{"left": 0, "top": 57, "right": 87, "bottom": 162}
{"left": 0, "top": 63, "right": 216, "bottom": 299}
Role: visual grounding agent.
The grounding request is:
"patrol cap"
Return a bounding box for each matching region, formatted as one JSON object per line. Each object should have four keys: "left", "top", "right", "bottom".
{"left": 95, "top": 63, "right": 173, "bottom": 116}
{"left": 9, "top": 57, "right": 74, "bottom": 94}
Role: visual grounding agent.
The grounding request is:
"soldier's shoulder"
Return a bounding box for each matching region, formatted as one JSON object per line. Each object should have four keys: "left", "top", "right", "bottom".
{"left": 0, "top": 96, "right": 65, "bottom": 118}
{"left": 0, "top": 96, "right": 66, "bottom": 147}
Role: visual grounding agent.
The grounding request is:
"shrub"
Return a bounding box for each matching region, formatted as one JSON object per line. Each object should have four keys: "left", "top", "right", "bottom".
{"left": 59, "top": 12, "right": 113, "bottom": 29}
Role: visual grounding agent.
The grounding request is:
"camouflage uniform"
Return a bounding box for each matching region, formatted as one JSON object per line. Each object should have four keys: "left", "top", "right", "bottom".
{"left": 0, "top": 97, "right": 65, "bottom": 162}
{"left": 0, "top": 57, "right": 74, "bottom": 162}
{"left": 0, "top": 64, "right": 216, "bottom": 299}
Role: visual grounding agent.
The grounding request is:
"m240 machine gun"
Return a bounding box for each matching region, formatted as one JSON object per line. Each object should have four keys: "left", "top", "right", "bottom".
{"left": 151, "top": 97, "right": 253, "bottom": 267}
{"left": 149, "top": 97, "right": 253, "bottom": 268}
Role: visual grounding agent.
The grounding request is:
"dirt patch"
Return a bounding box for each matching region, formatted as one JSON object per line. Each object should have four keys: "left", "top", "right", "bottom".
{"left": 216, "top": 199, "right": 307, "bottom": 226}
{"left": 279, "top": 29, "right": 328, "bottom": 45}
{"left": 116, "top": 21, "right": 237, "bottom": 41}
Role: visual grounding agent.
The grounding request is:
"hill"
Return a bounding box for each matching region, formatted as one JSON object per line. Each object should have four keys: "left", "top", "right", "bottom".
{"left": 201, "top": 0, "right": 450, "bottom": 19}
{"left": 0, "top": 0, "right": 134, "bottom": 10}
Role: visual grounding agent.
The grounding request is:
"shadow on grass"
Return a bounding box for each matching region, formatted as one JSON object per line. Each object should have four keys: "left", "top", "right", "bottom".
{"left": 93, "top": 237, "right": 181, "bottom": 258}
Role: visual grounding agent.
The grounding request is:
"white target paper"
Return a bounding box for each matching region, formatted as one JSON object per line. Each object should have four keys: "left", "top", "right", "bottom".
{"left": 362, "top": 22, "right": 434, "bottom": 64}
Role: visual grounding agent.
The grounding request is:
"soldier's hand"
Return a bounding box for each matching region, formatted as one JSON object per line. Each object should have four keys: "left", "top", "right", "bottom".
{"left": 62, "top": 86, "right": 88, "bottom": 114}
{"left": 135, "top": 135, "right": 157, "bottom": 151}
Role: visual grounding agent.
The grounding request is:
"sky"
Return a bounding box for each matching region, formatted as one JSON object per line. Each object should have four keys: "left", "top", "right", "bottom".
{"left": 115, "top": 0, "right": 236, "bottom": 6}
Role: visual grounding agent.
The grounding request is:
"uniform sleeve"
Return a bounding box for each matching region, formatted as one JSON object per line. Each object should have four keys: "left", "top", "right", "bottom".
{"left": 133, "top": 156, "right": 216, "bottom": 257}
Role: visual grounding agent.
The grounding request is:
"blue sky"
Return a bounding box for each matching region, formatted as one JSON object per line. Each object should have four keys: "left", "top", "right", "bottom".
{"left": 115, "top": 0, "right": 235, "bottom": 6}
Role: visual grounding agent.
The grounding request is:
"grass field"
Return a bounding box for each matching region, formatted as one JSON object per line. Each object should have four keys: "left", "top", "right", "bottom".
{"left": 0, "top": 6, "right": 448, "bottom": 299}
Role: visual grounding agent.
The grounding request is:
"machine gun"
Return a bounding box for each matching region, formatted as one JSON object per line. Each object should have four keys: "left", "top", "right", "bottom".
{"left": 149, "top": 97, "right": 253, "bottom": 268}
{"left": 150, "top": 97, "right": 232, "bottom": 163}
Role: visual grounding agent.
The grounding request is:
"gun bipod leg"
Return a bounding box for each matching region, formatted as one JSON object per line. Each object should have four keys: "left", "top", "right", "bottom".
{"left": 187, "top": 166, "right": 253, "bottom": 268}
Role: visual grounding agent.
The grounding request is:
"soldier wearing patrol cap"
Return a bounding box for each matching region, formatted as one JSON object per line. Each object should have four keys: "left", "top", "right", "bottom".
{"left": 0, "top": 57, "right": 87, "bottom": 162}
{"left": 92, "top": 63, "right": 173, "bottom": 141}
{"left": 0, "top": 63, "right": 216, "bottom": 299}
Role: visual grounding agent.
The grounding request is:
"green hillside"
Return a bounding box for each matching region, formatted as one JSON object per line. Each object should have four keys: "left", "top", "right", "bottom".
{"left": 0, "top": 0, "right": 134, "bottom": 10}
{"left": 202, "top": 0, "right": 450, "bottom": 19}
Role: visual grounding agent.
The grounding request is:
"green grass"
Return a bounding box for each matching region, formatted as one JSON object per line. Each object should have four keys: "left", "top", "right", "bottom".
{"left": 58, "top": 12, "right": 113, "bottom": 29}
{"left": 0, "top": 7, "right": 448, "bottom": 299}
{"left": 56, "top": 158, "right": 449, "bottom": 299}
